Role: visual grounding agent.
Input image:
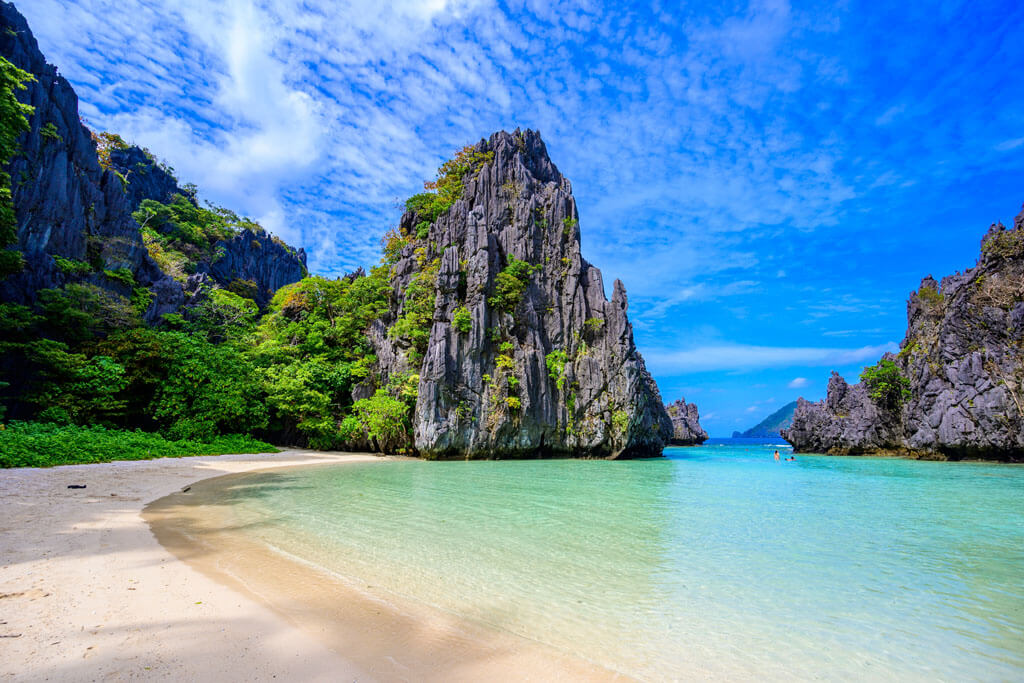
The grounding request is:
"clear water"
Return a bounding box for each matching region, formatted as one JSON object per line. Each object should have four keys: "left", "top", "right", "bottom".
{"left": 208, "top": 443, "right": 1024, "bottom": 680}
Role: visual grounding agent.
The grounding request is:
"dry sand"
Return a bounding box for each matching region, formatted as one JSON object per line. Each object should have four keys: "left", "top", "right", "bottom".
{"left": 0, "top": 451, "right": 621, "bottom": 682}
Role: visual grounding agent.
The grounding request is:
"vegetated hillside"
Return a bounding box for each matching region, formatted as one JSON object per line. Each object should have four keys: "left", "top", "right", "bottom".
{"left": 783, "top": 207, "right": 1024, "bottom": 461}
{"left": 665, "top": 398, "right": 708, "bottom": 445}
{"left": 0, "top": 1, "right": 306, "bottom": 319}
{"left": 733, "top": 401, "right": 797, "bottom": 438}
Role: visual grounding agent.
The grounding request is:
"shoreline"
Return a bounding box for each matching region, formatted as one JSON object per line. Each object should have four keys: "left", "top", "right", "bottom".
{"left": 0, "top": 450, "right": 619, "bottom": 682}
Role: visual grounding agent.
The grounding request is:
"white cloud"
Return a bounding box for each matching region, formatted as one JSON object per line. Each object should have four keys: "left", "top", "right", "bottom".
{"left": 787, "top": 377, "right": 808, "bottom": 388}
{"left": 645, "top": 343, "right": 898, "bottom": 374}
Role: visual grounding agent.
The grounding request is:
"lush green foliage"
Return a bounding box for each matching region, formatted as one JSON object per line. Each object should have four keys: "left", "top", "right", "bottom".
{"left": 489, "top": 256, "right": 537, "bottom": 311}
{"left": 612, "top": 409, "right": 629, "bottom": 436}
{"left": 0, "top": 421, "right": 275, "bottom": 468}
{"left": 404, "top": 145, "right": 494, "bottom": 227}
{"left": 546, "top": 349, "right": 569, "bottom": 391}
{"left": 351, "top": 389, "right": 410, "bottom": 451}
{"left": 53, "top": 256, "right": 92, "bottom": 275}
{"left": 451, "top": 305, "right": 472, "bottom": 333}
{"left": 0, "top": 56, "right": 33, "bottom": 277}
{"left": 134, "top": 194, "right": 260, "bottom": 282}
{"left": 388, "top": 256, "right": 438, "bottom": 361}
{"left": 860, "top": 359, "right": 912, "bottom": 409}
{"left": 0, "top": 137, "right": 519, "bottom": 460}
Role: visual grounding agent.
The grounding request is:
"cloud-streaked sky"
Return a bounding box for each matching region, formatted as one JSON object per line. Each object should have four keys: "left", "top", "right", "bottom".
{"left": 22, "top": 0, "right": 1024, "bottom": 435}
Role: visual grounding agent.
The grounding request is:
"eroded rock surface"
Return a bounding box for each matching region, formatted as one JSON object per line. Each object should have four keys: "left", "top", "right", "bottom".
{"left": 0, "top": 2, "right": 305, "bottom": 316}
{"left": 0, "top": 3, "right": 173, "bottom": 315}
{"left": 784, "top": 207, "right": 1024, "bottom": 461}
{"left": 366, "top": 130, "right": 672, "bottom": 458}
{"left": 665, "top": 398, "right": 708, "bottom": 445}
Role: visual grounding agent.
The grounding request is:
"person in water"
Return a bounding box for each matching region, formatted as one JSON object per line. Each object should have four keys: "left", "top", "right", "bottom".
{"left": 774, "top": 450, "right": 780, "bottom": 461}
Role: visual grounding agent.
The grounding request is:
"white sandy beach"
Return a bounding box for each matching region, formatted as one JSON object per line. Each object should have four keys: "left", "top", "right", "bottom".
{"left": 0, "top": 451, "right": 619, "bottom": 682}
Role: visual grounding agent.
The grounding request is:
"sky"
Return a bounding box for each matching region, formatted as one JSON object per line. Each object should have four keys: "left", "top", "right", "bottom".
{"left": 20, "top": 0, "right": 1024, "bottom": 435}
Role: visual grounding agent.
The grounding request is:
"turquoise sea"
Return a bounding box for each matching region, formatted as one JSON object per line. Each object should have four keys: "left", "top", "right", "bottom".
{"left": 208, "top": 441, "right": 1024, "bottom": 680}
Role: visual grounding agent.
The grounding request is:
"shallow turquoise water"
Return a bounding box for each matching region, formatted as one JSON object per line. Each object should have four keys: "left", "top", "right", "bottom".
{"left": 211, "top": 443, "right": 1024, "bottom": 680}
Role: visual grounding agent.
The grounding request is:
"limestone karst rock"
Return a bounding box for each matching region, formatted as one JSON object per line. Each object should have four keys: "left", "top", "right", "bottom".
{"left": 665, "top": 398, "right": 708, "bottom": 445}
{"left": 0, "top": 1, "right": 305, "bottom": 315}
{"left": 783, "top": 206, "right": 1024, "bottom": 461}
{"left": 365, "top": 129, "right": 672, "bottom": 458}
{"left": 0, "top": 2, "right": 173, "bottom": 316}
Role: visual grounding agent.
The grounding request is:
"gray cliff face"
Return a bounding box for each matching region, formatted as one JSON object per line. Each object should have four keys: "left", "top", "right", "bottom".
{"left": 0, "top": 2, "right": 305, "bottom": 317}
{"left": 202, "top": 229, "right": 307, "bottom": 308}
{"left": 368, "top": 129, "right": 672, "bottom": 458}
{"left": 665, "top": 398, "right": 708, "bottom": 445}
{"left": 107, "top": 144, "right": 192, "bottom": 212}
{"left": 784, "top": 207, "right": 1024, "bottom": 461}
{"left": 0, "top": 2, "right": 175, "bottom": 317}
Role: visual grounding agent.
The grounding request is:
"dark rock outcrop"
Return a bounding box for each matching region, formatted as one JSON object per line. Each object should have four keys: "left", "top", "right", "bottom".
{"left": 366, "top": 130, "right": 672, "bottom": 459}
{"left": 0, "top": 2, "right": 305, "bottom": 316}
{"left": 666, "top": 398, "right": 708, "bottom": 445}
{"left": 202, "top": 229, "right": 307, "bottom": 308}
{"left": 107, "top": 144, "right": 192, "bottom": 211}
{"left": 783, "top": 206, "right": 1024, "bottom": 461}
{"left": 0, "top": 2, "right": 175, "bottom": 316}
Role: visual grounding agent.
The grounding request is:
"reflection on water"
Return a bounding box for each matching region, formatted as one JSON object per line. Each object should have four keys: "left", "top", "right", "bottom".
{"left": 200, "top": 444, "right": 1024, "bottom": 680}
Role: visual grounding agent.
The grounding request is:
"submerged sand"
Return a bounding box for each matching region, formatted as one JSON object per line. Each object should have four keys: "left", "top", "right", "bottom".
{"left": 0, "top": 450, "right": 619, "bottom": 682}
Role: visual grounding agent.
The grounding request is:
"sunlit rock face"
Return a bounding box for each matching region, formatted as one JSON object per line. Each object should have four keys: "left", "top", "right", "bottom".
{"left": 665, "top": 398, "right": 708, "bottom": 445}
{"left": 784, "top": 207, "right": 1024, "bottom": 462}
{"left": 368, "top": 129, "right": 673, "bottom": 459}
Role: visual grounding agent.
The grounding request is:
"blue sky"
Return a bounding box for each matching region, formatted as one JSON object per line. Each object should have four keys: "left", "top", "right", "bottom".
{"left": 22, "top": 0, "right": 1024, "bottom": 435}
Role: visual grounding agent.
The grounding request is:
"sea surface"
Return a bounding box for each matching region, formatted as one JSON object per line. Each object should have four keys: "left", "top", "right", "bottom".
{"left": 203, "top": 441, "right": 1024, "bottom": 680}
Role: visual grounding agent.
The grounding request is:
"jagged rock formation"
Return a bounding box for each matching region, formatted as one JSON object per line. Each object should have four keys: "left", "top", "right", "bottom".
{"left": 201, "top": 229, "right": 307, "bottom": 308}
{"left": 665, "top": 398, "right": 708, "bottom": 445}
{"left": 368, "top": 130, "right": 672, "bottom": 459}
{"left": 0, "top": 2, "right": 175, "bottom": 317}
{"left": 108, "top": 144, "right": 191, "bottom": 211}
{"left": 784, "top": 207, "right": 1024, "bottom": 461}
{"left": 0, "top": 2, "right": 305, "bottom": 315}
{"left": 733, "top": 400, "right": 797, "bottom": 438}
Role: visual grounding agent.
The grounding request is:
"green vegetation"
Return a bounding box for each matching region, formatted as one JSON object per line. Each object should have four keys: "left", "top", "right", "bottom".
{"left": 451, "top": 305, "right": 472, "bottom": 334}
{"left": 545, "top": 349, "right": 569, "bottom": 391}
{"left": 0, "top": 422, "right": 275, "bottom": 468}
{"left": 134, "top": 194, "right": 261, "bottom": 281}
{"left": 489, "top": 256, "right": 538, "bottom": 311}
{"left": 0, "top": 56, "right": 33, "bottom": 277}
{"left": 917, "top": 285, "right": 944, "bottom": 309}
{"left": 612, "top": 409, "right": 629, "bottom": 436}
{"left": 0, "top": 139, "right": 539, "bottom": 463}
{"left": 860, "top": 359, "right": 912, "bottom": 409}
{"left": 53, "top": 256, "right": 92, "bottom": 275}
{"left": 404, "top": 145, "right": 494, "bottom": 226}
{"left": 40, "top": 121, "right": 60, "bottom": 143}
{"left": 350, "top": 389, "right": 410, "bottom": 452}
{"left": 388, "top": 257, "right": 439, "bottom": 361}
{"left": 584, "top": 317, "right": 604, "bottom": 334}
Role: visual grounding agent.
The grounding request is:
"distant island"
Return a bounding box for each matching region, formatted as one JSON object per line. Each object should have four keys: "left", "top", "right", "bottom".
{"left": 732, "top": 401, "right": 797, "bottom": 438}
